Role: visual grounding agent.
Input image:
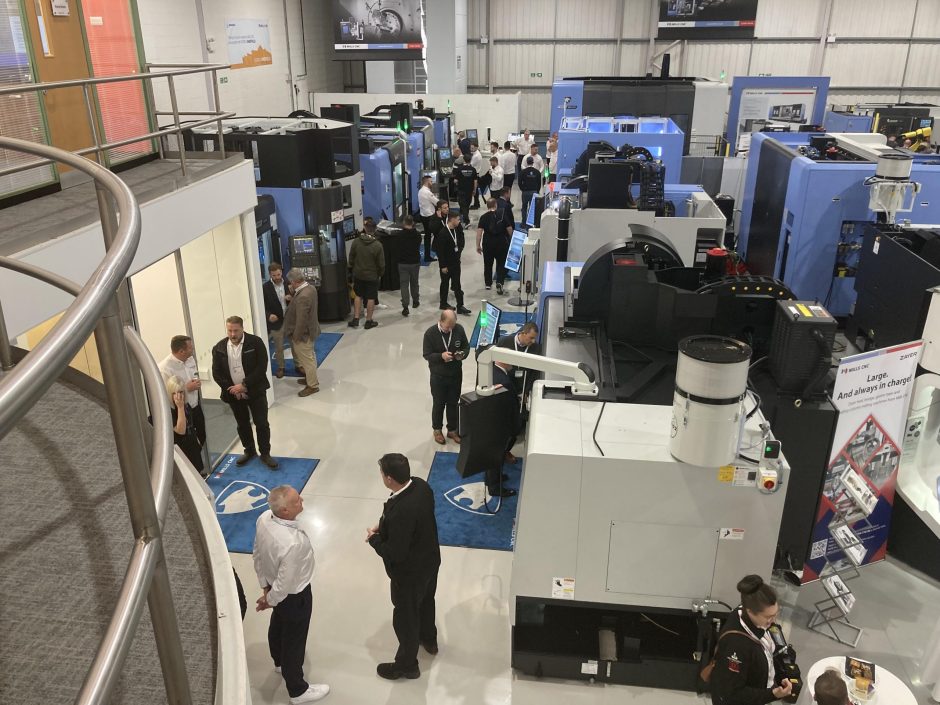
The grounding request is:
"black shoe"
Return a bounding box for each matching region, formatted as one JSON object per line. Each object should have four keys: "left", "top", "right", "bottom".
{"left": 235, "top": 451, "right": 257, "bottom": 466}
{"left": 496, "top": 283, "right": 504, "bottom": 295}
{"left": 348, "top": 317, "right": 359, "bottom": 328}
{"left": 456, "top": 306, "right": 472, "bottom": 315}
{"left": 488, "top": 487, "right": 517, "bottom": 497}
{"left": 412, "top": 300, "right": 420, "bottom": 308}
{"left": 402, "top": 307, "right": 409, "bottom": 317}
{"left": 364, "top": 319, "right": 378, "bottom": 329}
{"left": 439, "top": 303, "right": 454, "bottom": 310}
{"left": 260, "top": 454, "right": 279, "bottom": 469}
{"left": 470, "top": 204, "right": 480, "bottom": 210}
{"left": 376, "top": 662, "right": 420, "bottom": 680}
{"left": 421, "top": 640, "right": 439, "bottom": 655}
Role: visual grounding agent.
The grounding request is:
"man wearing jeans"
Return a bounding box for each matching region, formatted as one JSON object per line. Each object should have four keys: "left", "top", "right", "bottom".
{"left": 254, "top": 486, "right": 330, "bottom": 704}
{"left": 398, "top": 215, "right": 421, "bottom": 317}
{"left": 422, "top": 310, "right": 469, "bottom": 445}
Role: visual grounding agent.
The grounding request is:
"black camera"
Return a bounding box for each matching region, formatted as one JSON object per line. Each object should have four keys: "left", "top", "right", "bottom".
{"left": 768, "top": 624, "right": 802, "bottom": 703}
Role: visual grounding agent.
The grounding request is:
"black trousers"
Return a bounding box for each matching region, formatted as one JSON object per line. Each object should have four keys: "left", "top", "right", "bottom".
{"left": 439, "top": 262, "right": 464, "bottom": 308}
{"left": 421, "top": 216, "right": 435, "bottom": 261}
{"left": 430, "top": 373, "right": 461, "bottom": 431}
{"left": 391, "top": 571, "right": 438, "bottom": 669}
{"left": 191, "top": 403, "right": 206, "bottom": 446}
{"left": 228, "top": 393, "right": 271, "bottom": 455}
{"left": 482, "top": 239, "right": 509, "bottom": 286}
{"left": 521, "top": 190, "right": 537, "bottom": 226}
{"left": 269, "top": 585, "right": 312, "bottom": 698}
{"left": 503, "top": 173, "right": 515, "bottom": 192}
{"left": 457, "top": 191, "right": 472, "bottom": 223}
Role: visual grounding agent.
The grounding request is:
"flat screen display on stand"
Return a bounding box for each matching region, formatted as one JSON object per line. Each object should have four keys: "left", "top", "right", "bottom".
{"left": 332, "top": 0, "right": 424, "bottom": 61}
{"left": 505, "top": 230, "right": 526, "bottom": 273}
{"left": 477, "top": 301, "right": 503, "bottom": 348}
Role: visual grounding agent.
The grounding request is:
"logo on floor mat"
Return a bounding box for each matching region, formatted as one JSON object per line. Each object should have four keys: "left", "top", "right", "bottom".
{"left": 500, "top": 323, "right": 521, "bottom": 337}
{"left": 215, "top": 481, "right": 270, "bottom": 515}
{"left": 444, "top": 482, "right": 496, "bottom": 516}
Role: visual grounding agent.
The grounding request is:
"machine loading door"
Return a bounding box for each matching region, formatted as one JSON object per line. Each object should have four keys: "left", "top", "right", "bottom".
{"left": 607, "top": 521, "right": 719, "bottom": 599}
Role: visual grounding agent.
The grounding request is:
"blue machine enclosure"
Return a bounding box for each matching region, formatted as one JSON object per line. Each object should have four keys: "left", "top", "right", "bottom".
{"left": 823, "top": 111, "right": 874, "bottom": 133}
{"left": 738, "top": 132, "right": 940, "bottom": 316}
{"left": 550, "top": 79, "right": 586, "bottom": 135}
{"left": 406, "top": 131, "right": 424, "bottom": 213}
{"left": 361, "top": 149, "right": 394, "bottom": 222}
{"left": 554, "top": 116, "right": 684, "bottom": 185}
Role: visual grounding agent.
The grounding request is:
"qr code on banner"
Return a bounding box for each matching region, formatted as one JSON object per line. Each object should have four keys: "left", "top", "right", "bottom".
{"left": 809, "top": 539, "right": 828, "bottom": 560}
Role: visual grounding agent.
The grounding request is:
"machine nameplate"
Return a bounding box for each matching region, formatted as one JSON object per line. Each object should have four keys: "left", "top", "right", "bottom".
{"left": 581, "top": 661, "right": 598, "bottom": 675}
{"left": 733, "top": 467, "right": 758, "bottom": 487}
{"left": 719, "top": 528, "right": 745, "bottom": 541}
{"left": 551, "top": 577, "right": 575, "bottom": 600}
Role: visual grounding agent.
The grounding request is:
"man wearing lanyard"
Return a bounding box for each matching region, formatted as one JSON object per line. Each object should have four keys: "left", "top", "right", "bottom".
{"left": 433, "top": 212, "right": 471, "bottom": 315}
{"left": 263, "top": 263, "right": 292, "bottom": 378}
{"left": 496, "top": 322, "right": 541, "bottom": 463}
{"left": 253, "top": 486, "right": 330, "bottom": 703}
{"left": 159, "top": 334, "right": 206, "bottom": 449}
{"left": 422, "top": 310, "right": 470, "bottom": 445}
{"left": 417, "top": 175, "right": 438, "bottom": 263}
{"left": 514, "top": 129, "right": 535, "bottom": 180}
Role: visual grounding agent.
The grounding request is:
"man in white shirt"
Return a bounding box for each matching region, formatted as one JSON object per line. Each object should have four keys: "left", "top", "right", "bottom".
{"left": 254, "top": 486, "right": 330, "bottom": 703}
{"left": 469, "top": 143, "right": 487, "bottom": 209}
{"left": 159, "top": 335, "right": 205, "bottom": 447}
{"left": 417, "top": 175, "right": 438, "bottom": 263}
{"left": 513, "top": 129, "right": 535, "bottom": 180}
{"left": 527, "top": 143, "right": 544, "bottom": 174}
{"left": 499, "top": 140, "right": 518, "bottom": 192}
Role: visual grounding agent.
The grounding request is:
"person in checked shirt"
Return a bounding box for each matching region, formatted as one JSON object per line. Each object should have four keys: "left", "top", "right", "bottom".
{"left": 253, "top": 486, "right": 330, "bottom": 703}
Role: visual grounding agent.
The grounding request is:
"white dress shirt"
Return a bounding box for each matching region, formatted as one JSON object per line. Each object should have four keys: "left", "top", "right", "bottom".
{"left": 253, "top": 509, "right": 316, "bottom": 607}
{"left": 159, "top": 353, "right": 200, "bottom": 407}
{"left": 470, "top": 150, "right": 487, "bottom": 176}
{"left": 500, "top": 149, "right": 517, "bottom": 175}
{"left": 273, "top": 281, "right": 287, "bottom": 312}
{"left": 418, "top": 185, "right": 437, "bottom": 217}
{"left": 227, "top": 339, "right": 246, "bottom": 386}
{"left": 514, "top": 135, "right": 535, "bottom": 154}
{"left": 389, "top": 478, "right": 412, "bottom": 498}
{"left": 527, "top": 153, "right": 544, "bottom": 173}
{"left": 489, "top": 165, "right": 504, "bottom": 191}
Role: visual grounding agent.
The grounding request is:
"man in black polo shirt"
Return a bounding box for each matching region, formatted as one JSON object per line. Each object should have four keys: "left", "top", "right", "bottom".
{"left": 422, "top": 310, "right": 469, "bottom": 445}
{"left": 452, "top": 158, "right": 477, "bottom": 228}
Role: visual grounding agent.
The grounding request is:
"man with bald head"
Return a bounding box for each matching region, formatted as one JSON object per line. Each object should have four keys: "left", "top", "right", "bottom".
{"left": 253, "top": 485, "right": 330, "bottom": 703}
{"left": 422, "top": 310, "right": 470, "bottom": 445}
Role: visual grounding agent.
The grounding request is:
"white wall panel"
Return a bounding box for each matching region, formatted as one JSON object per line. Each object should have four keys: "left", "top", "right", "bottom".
{"left": 555, "top": 43, "right": 616, "bottom": 76}
{"left": 468, "top": 0, "right": 487, "bottom": 38}
{"left": 619, "top": 43, "right": 648, "bottom": 76}
{"left": 823, "top": 43, "right": 909, "bottom": 87}
{"left": 828, "top": 91, "right": 902, "bottom": 106}
{"left": 510, "top": 90, "right": 551, "bottom": 131}
{"left": 491, "top": 0, "right": 555, "bottom": 39}
{"left": 755, "top": 0, "right": 823, "bottom": 38}
{"left": 913, "top": 1, "right": 940, "bottom": 37}
{"left": 299, "top": 0, "right": 344, "bottom": 95}
{"left": 557, "top": 0, "right": 619, "bottom": 39}
{"left": 904, "top": 44, "right": 940, "bottom": 88}
{"left": 468, "top": 43, "right": 488, "bottom": 86}
{"left": 829, "top": 0, "right": 917, "bottom": 38}
{"left": 622, "top": 0, "right": 654, "bottom": 39}
{"left": 491, "top": 43, "right": 554, "bottom": 86}
{"left": 900, "top": 92, "right": 940, "bottom": 104}
{"left": 683, "top": 42, "right": 750, "bottom": 80}
{"left": 749, "top": 42, "right": 817, "bottom": 77}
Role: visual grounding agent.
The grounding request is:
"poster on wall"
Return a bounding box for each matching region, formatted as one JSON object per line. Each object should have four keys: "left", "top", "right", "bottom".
{"left": 226, "top": 19, "right": 272, "bottom": 70}
{"left": 734, "top": 88, "right": 817, "bottom": 153}
{"left": 802, "top": 341, "right": 923, "bottom": 583}
{"left": 658, "top": 0, "right": 758, "bottom": 40}
{"left": 332, "top": 0, "right": 424, "bottom": 61}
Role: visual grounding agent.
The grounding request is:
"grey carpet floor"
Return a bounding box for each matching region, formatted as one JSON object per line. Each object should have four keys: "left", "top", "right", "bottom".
{"left": 0, "top": 378, "right": 216, "bottom": 704}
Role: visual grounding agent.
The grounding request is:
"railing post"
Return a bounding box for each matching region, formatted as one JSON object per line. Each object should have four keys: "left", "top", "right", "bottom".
{"left": 94, "top": 191, "right": 193, "bottom": 705}
{"left": 166, "top": 75, "right": 187, "bottom": 175}
{"left": 211, "top": 69, "right": 226, "bottom": 159}
{"left": 0, "top": 300, "right": 14, "bottom": 371}
{"left": 82, "top": 84, "right": 106, "bottom": 166}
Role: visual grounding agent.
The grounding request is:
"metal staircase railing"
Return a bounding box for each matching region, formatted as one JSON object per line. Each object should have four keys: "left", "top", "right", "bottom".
{"left": 0, "top": 136, "right": 191, "bottom": 704}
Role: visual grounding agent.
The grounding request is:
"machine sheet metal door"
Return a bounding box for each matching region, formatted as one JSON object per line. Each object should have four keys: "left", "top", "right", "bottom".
{"left": 607, "top": 521, "right": 719, "bottom": 599}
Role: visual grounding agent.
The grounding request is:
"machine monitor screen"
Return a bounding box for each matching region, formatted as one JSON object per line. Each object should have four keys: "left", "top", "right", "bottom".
{"left": 505, "top": 230, "right": 526, "bottom": 273}
{"left": 477, "top": 302, "right": 503, "bottom": 348}
{"left": 343, "top": 216, "right": 356, "bottom": 235}
{"left": 438, "top": 148, "right": 452, "bottom": 161}
{"left": 331, "top": 0, "right": 424, "bottom": 61}
{"left": 292, "top": 237, "right": 315, "bottom": 254}
{"left": 466, "top": 129, "right": 478, "bottom": 139}
{"left": 392, "top": 162, "right": 405, "bottom": 217}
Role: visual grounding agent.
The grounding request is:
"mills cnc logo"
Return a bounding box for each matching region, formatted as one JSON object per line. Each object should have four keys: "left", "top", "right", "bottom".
{"left": 215, "top": 481, "right": 270, "bottom": 515}
{"left": 444, "top": 481, "right": 496, "bottom": 516}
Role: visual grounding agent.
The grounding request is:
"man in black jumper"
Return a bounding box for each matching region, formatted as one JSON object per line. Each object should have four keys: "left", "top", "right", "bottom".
{"left": 211, "top": 315, "right": 277, "bottom": 468}
{"left": 422, "top": 309, "right": 469, "bottom": 445}
{"left": 367, "top": 453, "right": 441, "bottom": 680}
{"left": 433, "top": 212, "right": 471, "bottom": 315}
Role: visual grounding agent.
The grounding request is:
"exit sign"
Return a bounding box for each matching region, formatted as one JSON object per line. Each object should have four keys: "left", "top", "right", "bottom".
{"left": 529, "top": 72, "right": 543, "bottom": 78}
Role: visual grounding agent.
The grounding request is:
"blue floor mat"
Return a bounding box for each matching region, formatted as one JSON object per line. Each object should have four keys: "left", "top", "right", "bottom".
{"left": 468, "top": 311, "right": 533, "bottom": 348}
{"left": 269, "top": 331, "right": 342, "bottom": 377}
{"left": 427, "top": 451, "right": 522, "bottom": 551}
{"left": 206, "top": 454, "right": 319, "bottom": 553}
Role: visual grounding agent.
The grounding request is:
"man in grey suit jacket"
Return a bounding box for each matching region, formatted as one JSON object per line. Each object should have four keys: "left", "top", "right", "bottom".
{"left": 283, "top": 268, "right": 321, "bottom": 397}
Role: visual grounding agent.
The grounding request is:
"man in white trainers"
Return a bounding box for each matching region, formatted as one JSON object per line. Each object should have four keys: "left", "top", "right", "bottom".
{"left": 254, "top": 486, "right": 330, "bottom": 703}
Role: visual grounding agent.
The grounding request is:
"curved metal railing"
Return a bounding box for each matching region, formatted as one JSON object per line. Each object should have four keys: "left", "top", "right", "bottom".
{"left": 0, "top": 136, "right": 190, "bottom": 704}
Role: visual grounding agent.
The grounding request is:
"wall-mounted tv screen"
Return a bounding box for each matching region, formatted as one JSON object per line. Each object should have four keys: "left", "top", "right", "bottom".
{"left": 332, "top": 0, "right": 424, "bottom": 61}
{"left": 658, "top": 0, "right": 758, "bottom": 40}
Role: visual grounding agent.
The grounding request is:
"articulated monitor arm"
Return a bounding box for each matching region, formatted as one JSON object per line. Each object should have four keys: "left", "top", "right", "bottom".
{"left": 475, "top": 347, "right": 598, "bottom": 397}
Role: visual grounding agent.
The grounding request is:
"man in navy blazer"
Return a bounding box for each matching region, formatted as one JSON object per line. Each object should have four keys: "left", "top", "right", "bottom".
{"left": 211, "top": 315, "right": 277, "bottom": 468}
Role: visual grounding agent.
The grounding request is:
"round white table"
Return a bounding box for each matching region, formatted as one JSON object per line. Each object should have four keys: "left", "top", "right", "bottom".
{"left": 800, "top": 657, "right": 917, "bottom": 705}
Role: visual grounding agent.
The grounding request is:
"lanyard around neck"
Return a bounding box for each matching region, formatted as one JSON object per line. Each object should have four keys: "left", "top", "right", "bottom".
{"left": 439, "top": 325, "right": 453, "bottom": 350}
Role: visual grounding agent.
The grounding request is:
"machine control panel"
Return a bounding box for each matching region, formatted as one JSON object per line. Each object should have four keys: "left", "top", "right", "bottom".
{"left": 288, "top": 235, "right": 322, "bottom": 287}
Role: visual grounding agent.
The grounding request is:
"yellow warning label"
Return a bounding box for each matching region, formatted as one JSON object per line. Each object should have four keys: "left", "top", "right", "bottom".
{"left": 718, "top": 465, "right": 735, "bottom": 483}
{"left": 797, "top": 303, "right": 813, "bottom": 317}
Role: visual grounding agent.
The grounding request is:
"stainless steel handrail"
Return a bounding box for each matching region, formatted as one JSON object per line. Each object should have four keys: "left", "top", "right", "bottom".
{"left": 0, "top": 63, "right": 231, "bottom": 95}
{"left": 0, "top": 138, "right": 192, "bottom": 704}
{"left": 0, "top": 138, "right": 139, "bottom": 436}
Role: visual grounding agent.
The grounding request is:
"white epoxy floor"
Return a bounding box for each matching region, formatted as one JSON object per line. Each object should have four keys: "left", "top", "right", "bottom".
{"left": 229, "top": 205, "right": 940, "bottom": 705}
